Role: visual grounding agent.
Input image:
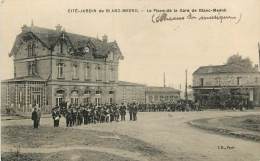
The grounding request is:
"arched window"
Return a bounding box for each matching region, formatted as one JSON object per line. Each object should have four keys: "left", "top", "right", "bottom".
{"left": 56, "top": 90, "right": 65, "bottom": 106}
{"left": 71, "top": 90, "right": 79, "bottom": 105}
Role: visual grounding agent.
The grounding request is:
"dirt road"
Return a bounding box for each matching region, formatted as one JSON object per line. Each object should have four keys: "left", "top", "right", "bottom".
{"left": 2, "top": 111, "right": 260, "bottom": 161}
{"left": 76, "top": 111, "right": 260, "bottom": 161}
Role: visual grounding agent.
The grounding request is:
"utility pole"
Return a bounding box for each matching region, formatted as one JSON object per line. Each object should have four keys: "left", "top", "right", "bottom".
{"left": 185, "top": 69, "right": 188, "bottom": 102}
{"left": 163, "top": 72, "right": 166, "bottom": 88}
{"left": 258, "top": 42, "right": 260, "bottom": 71}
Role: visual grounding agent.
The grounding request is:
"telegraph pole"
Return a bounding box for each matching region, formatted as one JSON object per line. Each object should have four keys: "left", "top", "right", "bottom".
{"left": 185, "top": 69, "right": 188, "bottom": 103}
{"left": 163, "top": 72, "right": 166, "bottom": 88}
{"left": 258, "top": 42, "right": 260, "bottom": 71}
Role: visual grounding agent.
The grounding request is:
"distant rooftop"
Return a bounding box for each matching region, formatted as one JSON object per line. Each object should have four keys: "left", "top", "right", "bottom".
{"left": 193, "top": 64, "right": 259, "bottom": 75}
{"left": 146, "top": 86, "right": 180, "bottom": 93}
{"left": 118, "top": 81, "right": 146, "bottom": 86}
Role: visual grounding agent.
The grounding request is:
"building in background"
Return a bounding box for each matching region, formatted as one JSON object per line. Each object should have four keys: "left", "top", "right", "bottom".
{"left": 192, "top": 64, "right": 260, "bottom": 107}
{"left": 116, "top": 81, "right": 146, "bottom": 104}
{"left": 145, "top": 86, "right": 180, "bottom": 104}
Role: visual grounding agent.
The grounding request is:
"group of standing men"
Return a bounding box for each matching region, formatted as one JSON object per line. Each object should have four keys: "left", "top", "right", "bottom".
{"left": 51, "top": 102, "right": 138, "bottom": 128}
{"left": 31, "top": 107, "right": 42, "bottom": 128}
{"left": 31, "top": 102, "right": 139, "bottom": 128}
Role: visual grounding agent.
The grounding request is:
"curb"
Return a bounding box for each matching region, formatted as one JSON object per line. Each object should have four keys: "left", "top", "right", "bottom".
{"left": 188, "top": 120, "right": 260, "bottom": 142}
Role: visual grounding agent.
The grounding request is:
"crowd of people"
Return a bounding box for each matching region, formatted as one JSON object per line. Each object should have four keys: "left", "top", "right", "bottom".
{"left": 31, "top": 100, "right": 202, "bottom": 128}
{"left": 50, "top": 103, "right": 138, "bottom": 128}
{"left": 32, "top": 99, "right": 252, "bottom": 129}
{"left": 137, "top": 100, "right": 202, "bottom": 112}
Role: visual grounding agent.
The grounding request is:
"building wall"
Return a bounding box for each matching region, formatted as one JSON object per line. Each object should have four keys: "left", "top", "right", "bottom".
{"left": 13, "top": 37, "right": 50, "bottom": 60}
{"left": 47, "top": 82, "right": 117, "bottom": 106}
{"left": 193, "top": 73, "right": 260, "bottom": 87}
{"left": 50, "top": 57, "right": 118, "bottom": 83}
{"left": 116, "top": 85, "right": 146, "bottom": 104}
{"left": 3, "top": 27, "right": 131, "bottom": 111}
{"left": 1, "top": 82, "right": 8, "bottom": 112}
{"left": 193, "top": 72, "right": 260, "bottom": 106}
{"left": 145, "top": 91, "right": 180, "bottom": 104}
{"left": 15, "top": 61, "right": 28, "bottom": 77}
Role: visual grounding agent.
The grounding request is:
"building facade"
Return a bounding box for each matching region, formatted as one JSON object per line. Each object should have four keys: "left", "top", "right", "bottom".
{"left": 1, "top": 24, "right": 182, "bottom": 114}
{"left": 116, "top": 81, "right": 146, "bottom": 104}
{"left": 1, "top": 24, "right": 123, "bottom": 114}
{"left": 145, "top": 86, "right": 180, "bottom": 104}
{"left": 192, "top": 64, "right": 260, "bottom": 107}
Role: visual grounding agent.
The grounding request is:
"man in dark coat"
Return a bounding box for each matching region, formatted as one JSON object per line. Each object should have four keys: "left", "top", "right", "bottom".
{"left": 120, "top": 103, "right": 126, "bottom": 121}
{"left": 128, "top": 104, "right": 133, "bottom": 121}
{"left": 31, "top": 108, "right": 38, "bottom": 128}
{"left": 52, "top": 107, "right": 61, "bottom": 127}
{"left": 133, "top": 103, "right": 138, "bottom": 121}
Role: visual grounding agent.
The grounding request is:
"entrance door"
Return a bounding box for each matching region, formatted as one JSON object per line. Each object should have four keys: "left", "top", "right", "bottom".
{"left": 32, "top": 93, "right": 41, "bottom": 107}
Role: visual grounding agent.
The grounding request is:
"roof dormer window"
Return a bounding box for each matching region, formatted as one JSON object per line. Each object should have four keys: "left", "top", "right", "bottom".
{"left": 83, "top": 46, "right": 90, "bottom": 53}
{"left": 28, "top": 41, "right": 36, "bottom": 57}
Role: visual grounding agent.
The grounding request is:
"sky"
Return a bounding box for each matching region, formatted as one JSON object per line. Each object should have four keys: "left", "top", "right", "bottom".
{"left": 0, "top": 0, "right": 260, "bottom": 90}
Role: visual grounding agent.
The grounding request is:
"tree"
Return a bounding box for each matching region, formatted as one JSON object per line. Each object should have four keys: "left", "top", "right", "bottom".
{"left": 226, "top": 54, "right": 254, "bottom": 70}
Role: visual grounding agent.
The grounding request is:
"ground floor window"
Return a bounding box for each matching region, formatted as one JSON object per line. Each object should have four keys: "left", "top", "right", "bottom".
{"left": 109, "top": 98, "right": 113, "bottom": 104}
{"left": 95, "top": 98, "right": 101, "bottom": 105}
{"left": 83, "top": 97, "right": 90, "bottom": 104}
{"left": 71, "top": 98, "right": 79, "bottom": 105}
{"left": 56, "top": 97, "right": 63, "bottom": 106}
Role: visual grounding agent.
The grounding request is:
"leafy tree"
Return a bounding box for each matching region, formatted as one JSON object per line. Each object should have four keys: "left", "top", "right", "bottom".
{"left": 226, "top": 54, "right": 254, "bottom": 70}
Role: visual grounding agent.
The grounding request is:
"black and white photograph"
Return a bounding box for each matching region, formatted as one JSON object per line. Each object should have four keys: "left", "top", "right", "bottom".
{"left": 0, "top": 0, "right": 260, "bottom": 161}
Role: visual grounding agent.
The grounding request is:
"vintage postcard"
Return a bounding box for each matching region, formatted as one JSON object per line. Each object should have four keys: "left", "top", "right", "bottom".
{"left": 1, "top": 0, "right": 260, "bottom": 161}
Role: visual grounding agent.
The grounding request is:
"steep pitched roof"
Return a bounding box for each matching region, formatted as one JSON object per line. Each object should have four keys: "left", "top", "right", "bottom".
{"left": 193, "top": 64, "right": 259, "bottom": 75}
{"left": 10, "top": 25, "right": 123, "bottom": 59}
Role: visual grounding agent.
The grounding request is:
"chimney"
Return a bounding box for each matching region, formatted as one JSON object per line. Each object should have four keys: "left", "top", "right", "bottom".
{"left": 55, "top": 24, "right": 62, "bottom": 32}
{"left": 102, "top": 34, "right": 108, "bottom": 43}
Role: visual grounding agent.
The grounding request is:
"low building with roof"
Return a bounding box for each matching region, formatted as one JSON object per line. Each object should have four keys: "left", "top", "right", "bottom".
{"left": 116, "top": 81, "right": 146, "bottom": 104}
{"left": 192, "top": 63, "right": 260, "bottom": 108}
{"left": 145, "top": 86, "right": 181, "bottom": 104}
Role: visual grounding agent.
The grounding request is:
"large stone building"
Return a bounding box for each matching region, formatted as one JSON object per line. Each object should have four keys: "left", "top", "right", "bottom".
{"left": 192, "top": 64, "right": 260, "bottom": 107}
{"left": 1, "top": 24, "right": 124, "bottom": 113}
{"left": 1, "top": 24, "right": 181, "bottom": 114}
